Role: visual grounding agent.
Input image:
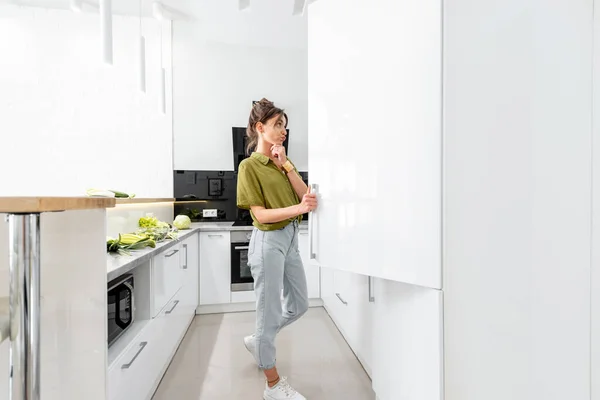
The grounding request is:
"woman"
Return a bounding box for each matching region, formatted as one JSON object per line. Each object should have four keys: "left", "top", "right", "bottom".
{"left": 237, "top": 98, "right": 318, "bottom": 400}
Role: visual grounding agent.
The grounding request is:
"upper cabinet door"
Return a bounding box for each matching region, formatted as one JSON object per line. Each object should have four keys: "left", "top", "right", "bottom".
{"left": 307, "top": 0, "right": 442, "bottom": 289}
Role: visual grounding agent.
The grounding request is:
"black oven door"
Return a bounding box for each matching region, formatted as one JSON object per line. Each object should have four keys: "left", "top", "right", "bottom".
{"left": 107, "top": 274, "right": 135, "bottom": 347}
{"left": 231, "top": 241, "right": 253, "bottom": 292}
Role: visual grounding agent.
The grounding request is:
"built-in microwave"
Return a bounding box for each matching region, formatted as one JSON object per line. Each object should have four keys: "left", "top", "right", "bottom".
{"left": 107, "top": 274, "right": 135, "bottom": 347}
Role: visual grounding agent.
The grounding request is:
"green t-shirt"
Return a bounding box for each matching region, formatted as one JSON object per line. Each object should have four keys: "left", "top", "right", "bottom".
{"left": 237, "top": 152, "right": 302, "bottom": 231}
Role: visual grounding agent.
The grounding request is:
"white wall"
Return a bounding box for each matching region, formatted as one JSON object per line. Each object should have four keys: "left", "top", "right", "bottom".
{"left": 444, "top": 1, "right": 593, "bottom": 399}
{"left": 172, "top": 0, "right": 308, "bottom": 171}
{"left": 0, "top": 5, "right": 173, "bottom": 197}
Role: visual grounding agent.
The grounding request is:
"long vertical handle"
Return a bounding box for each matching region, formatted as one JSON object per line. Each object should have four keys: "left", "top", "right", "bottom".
{"left": 368, "top": 276, "right": 375, "bottom": 303}
{"left": 8, "top": 213, "right": 41, "bottom": 400}
{"left": 182, "top": 244, "right": 188, "bottom": 269}
{"left": 308, "top": 183, "right": 319, "bottom": 260}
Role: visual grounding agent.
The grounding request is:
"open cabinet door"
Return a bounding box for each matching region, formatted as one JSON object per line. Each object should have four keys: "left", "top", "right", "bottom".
{"left": 307, "top": 0, "right": 443, "bottom": 289}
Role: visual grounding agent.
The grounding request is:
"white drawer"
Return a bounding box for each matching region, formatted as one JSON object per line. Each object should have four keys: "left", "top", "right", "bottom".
{"left": 152, "top": 244, "right": 183, "bottom": 317}
{"left": 109, "top": 289, "right": 193, "bottom": 400}
{"left": 108, "top": 319, "right": 166, "bottom": 400}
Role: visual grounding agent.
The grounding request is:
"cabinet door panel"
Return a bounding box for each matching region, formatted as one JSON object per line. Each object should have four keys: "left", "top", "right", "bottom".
{"left": 372, "top": 278, "right": 443, "bottom": 400}
{"left": 199, "top": 232, "right": 231, "bottom": 305}
{"left": 308, "top": 0, "right": 442, "bottom": 289}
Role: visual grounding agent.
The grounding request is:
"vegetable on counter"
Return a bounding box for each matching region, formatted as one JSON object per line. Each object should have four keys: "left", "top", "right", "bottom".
{"left": 86, "top": 188, "right": 136, "bottom": 198}
{"left": 173, "top": 215, "right": 191, "bottom": 230}
{"left": 138, "top": 214, "right": 169, "bottom": 228}
{"left": 137, "top": 213, "right": 178, "bottom": 240}
{"left": 107, "top": 233, "right": 156, "bottom": 256}
{"left": 136, "top": 226, "right": 178, "bottom": 241}
{"left": 107, "top": 214, "right": 179, "bottom": 256}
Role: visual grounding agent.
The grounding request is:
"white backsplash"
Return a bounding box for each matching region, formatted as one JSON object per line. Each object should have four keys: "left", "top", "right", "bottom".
{"left": 107, "top": 203, "right": 174, "bottom": 238}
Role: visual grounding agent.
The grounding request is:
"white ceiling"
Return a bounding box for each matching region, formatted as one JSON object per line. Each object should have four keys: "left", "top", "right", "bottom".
{"left": 0, "top": 0, "right": 308, "bottom": 19}
{"left": 0, "top": 0, "right": 309, "bottom": 48}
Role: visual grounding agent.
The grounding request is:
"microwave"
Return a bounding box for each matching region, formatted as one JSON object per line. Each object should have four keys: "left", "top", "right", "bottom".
{"left": 107, "top": 274, "right": 135, "bottom": 347}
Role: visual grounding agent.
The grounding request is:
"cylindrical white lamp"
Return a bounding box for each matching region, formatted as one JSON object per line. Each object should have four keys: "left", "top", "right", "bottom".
{"left": 99, "top": 0, "right": 113, "bottom": 65}
{"left": 160, "top": 67, "right": 166, "bottom": 114}
{"left": 139, "top": 36, "right": 146, "bottom": 92}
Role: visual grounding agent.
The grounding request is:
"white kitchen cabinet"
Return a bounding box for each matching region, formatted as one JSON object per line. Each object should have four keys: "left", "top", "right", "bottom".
{"left": 109, "top": 233, "right": 198, "bottom": 400}
{"left": 152, "top": 243, "right": 183, "bottom": 317}
{"left": 297, "top": 230, "right": 320, "bottom": 299}
{"left": 307, "top": 0, "right": 594, "bottom": 399}
{"left": 371, "top": 278, "right": 443, "bottom": 400}
{"left": 180, "top": 232, "right": 199, "bottom": 313}
{"left": 320, "top": 268, "right": 374, "bottom": 376}
{"left": 347, "top": 273, "right": 375, "bottom": 376}
{"left": 108, "top": 289, "right": 192, "bottom": 400}
{"left": 307, "top": 0, "right": 442, "bottom": 289}
{"left": 199, "top": 231, "right": 231, "bottom": 305}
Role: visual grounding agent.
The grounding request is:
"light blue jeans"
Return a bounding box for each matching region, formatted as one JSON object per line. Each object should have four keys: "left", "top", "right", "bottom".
{"left": 248, "top": 220, "right": 309, "bottom": 370}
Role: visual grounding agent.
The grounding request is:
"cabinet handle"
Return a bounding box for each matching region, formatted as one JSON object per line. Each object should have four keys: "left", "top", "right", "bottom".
{"left": 121, "top": 341, "right": 147, "bottom": 369}
{"left": 368, "top": 276, "right": 375, "bottom": 303}
{"left": 208, "top": 234, "right": 223, "bottom": 238}
{"left": 308, "top": 183, "right": 319, "bottom": 260}
{"left": 182, "top": 244, "right": 188, "bottom": 269}
{"left": 335, "top": 293, "right": 348, "bottom": 305}
{"left": 165, "top": 249, "right": 179, "bottom": 258}
{"left": 165, "top": 300, "right": 179, "bottom": 314}
{"left": 235, "top": 246, "right": 249, "bottom": 250}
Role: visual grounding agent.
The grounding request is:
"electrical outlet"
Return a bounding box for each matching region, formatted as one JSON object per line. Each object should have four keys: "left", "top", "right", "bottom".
{"left": 203, "top": 209, "right": 217, "bottom": 218}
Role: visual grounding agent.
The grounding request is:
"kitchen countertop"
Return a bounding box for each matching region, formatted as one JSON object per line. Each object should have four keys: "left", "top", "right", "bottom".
{"left": 107, "top": 221, "right": 308, "bottom": 281}
{"left": 0, "top": 197, "right": 115, "bottom": 213}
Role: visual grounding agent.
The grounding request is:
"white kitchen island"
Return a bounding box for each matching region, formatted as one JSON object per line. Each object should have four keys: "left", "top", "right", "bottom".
{"left": 0, "top": 197, "right": 115, "bottom": 400}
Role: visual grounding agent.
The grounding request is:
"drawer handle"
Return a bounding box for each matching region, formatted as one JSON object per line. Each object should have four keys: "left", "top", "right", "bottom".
{"left": 165, "top": 300, "right": 179, "bottom": 314}
{"left": 208, "top": 234, "right": 223, "bottom": 238}
{"left": 335, "top": 293, "right": 348, "bottom": 305}
{"left": 299, "top": 232, "right": 308, "bottom": 236}
{"left": 121, "top": 341, "right": 147, "bottom": 369}
{"left": 182, "top": 244, "right": 188, "bottom": 269}
{"left": 165, "top": 249, "right": 179, "bottom": 258}
{"left": 234, "top": 246, "right": 249, "bottom": 250}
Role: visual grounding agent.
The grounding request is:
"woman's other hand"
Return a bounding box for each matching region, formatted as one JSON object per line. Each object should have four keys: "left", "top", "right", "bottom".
{"left": 270, "top": 144, "right": 287, "bottom": 168}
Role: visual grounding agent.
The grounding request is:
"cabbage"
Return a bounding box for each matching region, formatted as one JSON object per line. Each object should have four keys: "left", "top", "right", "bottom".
{"left": 173, "top": 215, "right": 192, "bottom": 230}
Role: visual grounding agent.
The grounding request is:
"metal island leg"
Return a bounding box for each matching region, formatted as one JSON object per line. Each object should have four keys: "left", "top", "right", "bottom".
{"left": 7, "top": 214, "right": 41, "bottom": 400}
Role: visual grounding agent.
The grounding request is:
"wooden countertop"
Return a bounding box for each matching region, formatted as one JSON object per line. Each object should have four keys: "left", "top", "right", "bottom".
{"left": 0, "top": 197, "right": 116, "bottom": 213}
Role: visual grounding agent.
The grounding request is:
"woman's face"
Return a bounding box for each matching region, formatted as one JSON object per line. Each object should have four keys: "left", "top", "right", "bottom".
{"left": 258, "top": 114, "right": 287, "bottom": 145}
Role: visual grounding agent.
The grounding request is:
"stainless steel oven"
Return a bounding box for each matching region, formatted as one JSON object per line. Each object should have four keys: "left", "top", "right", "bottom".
{"left": 230, "top": 230, "right": 254, "bottom": 292}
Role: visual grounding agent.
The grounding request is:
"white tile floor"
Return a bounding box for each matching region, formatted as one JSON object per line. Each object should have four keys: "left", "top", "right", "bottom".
{"left": 153, "top": 307, "right": 376, "bottom": 399}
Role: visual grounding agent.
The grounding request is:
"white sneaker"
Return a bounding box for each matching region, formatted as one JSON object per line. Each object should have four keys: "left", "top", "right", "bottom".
{"left": 264, "top": 377, "right": 306, "bottom": 400}
{"left": 243, "top": 335, "right": 255, "bottom": 356}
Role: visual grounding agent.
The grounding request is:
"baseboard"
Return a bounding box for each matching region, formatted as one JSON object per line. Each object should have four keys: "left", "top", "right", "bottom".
{"left": 196, "top": 298, "right": 324, "bottom": 315}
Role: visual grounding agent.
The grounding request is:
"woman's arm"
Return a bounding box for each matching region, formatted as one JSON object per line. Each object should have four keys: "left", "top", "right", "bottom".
{"left": 250, "top": 204, "right": 302, "bottom": 224}
{"left": 250, "top": 190, "right": 317, "bottom": 225}
{"left": 286, "top": 169, "right": 309, "bottom": 200}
